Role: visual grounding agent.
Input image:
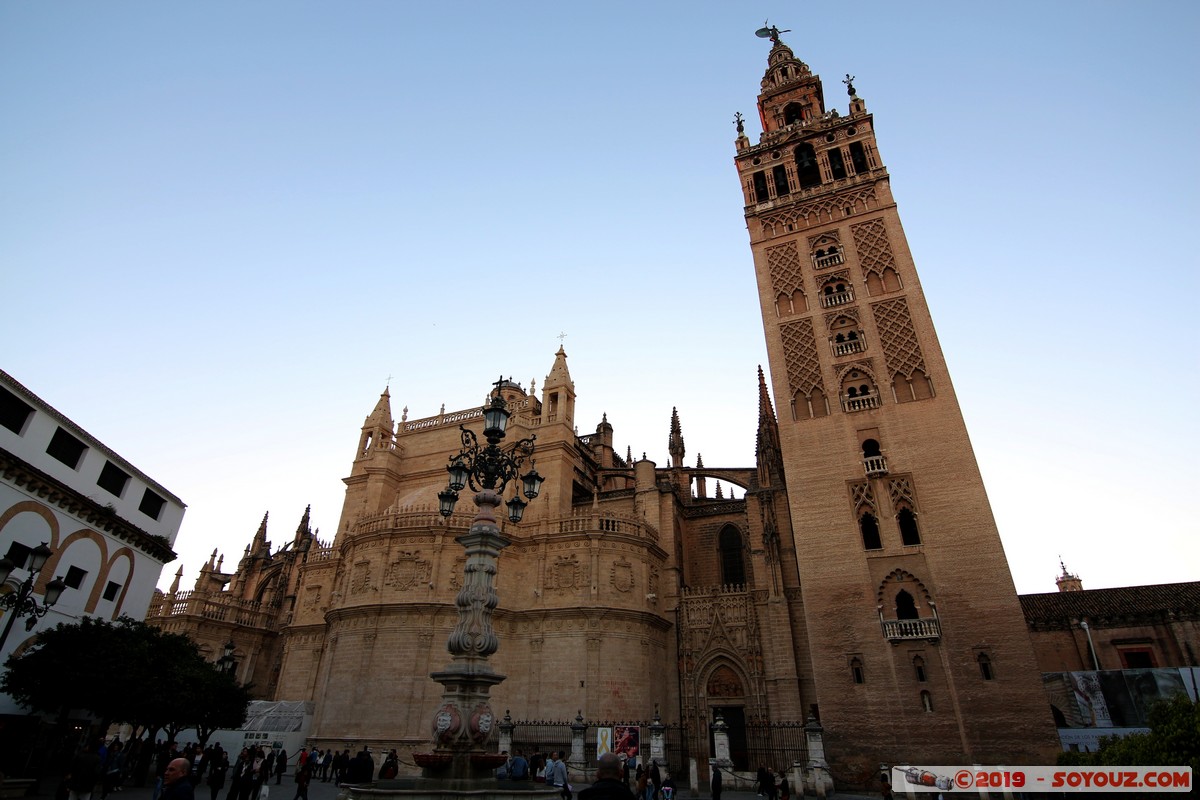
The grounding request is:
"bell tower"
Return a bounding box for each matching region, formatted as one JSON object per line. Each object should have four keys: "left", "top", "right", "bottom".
{"left": 734, "top": 27, "right": 1057, "bottom": 766}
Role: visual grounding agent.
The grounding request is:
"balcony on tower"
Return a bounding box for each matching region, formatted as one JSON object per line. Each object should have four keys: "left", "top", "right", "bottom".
{"left": 863, "top": 454, "right": 888, "bottom": 476}
{"left": 832, "top": 333, "right": 865, "bottom": 357}
{"left": 820, "top": 288, "right": 854, "bottom": 308}
{"left": 881, "top": 616, "right": 940, "bottom": 642}
{"left": 842, "top": 393, "right": 880, "bottom": 412}
{"left": 813, "top": 248, "right": 845, "bottom": 270}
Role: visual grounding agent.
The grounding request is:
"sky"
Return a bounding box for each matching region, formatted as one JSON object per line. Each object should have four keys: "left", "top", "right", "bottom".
{"left": 2, "top": 2, "right": 1197, "bottom": 597}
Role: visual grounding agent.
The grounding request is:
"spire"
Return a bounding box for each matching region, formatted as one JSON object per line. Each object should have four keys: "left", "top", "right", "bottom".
{"left": 753, "top": 23, "right": 826, "bottom": 137}
{"left": 294, "top": 504, "right": 314, "bottom": 549}
{"left": 542, "top": 346, "right": 576, "bottom": 425}
{"left": 715, "top": 481, "right": 724, "bottom": 500}
{"left": 364, "top": 387, "right": 394, "bottom": 432}
{"left": 168, "top": 566, "right": 182, "bottom": 595}
{"left": 668, "top": 407, "right": 685, "bottom": 467}
{"left": 544, "top": 345, "right": 573, "bottom": 389}
{"left": 357, "top": 387, "right": 395, "bottom": 460}
{"left": 296, "top": 504, "right": 311, "bottom": 536}
{"left": 1056, "top": 559, "right": 1083, "bottom": 592}
{"left": 756, "top": 366, "right": 784, "bottom": 488}
{"left": 250, "top": 511, "right": 271, "bottom": 559}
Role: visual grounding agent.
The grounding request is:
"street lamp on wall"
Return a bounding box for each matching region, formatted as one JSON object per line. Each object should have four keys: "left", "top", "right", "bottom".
{"left": 0, "top": 542, "right": 67, "bottom": 652}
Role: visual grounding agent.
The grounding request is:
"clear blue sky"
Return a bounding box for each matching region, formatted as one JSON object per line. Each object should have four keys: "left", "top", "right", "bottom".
{"left": 2, "top": 1, "right": 1197, "bottom": 596}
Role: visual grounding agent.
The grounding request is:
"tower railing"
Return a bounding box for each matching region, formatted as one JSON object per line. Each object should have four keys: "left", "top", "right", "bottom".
{"left": 820, "top": 290, "right": 854, "bottom": 308}
{"left": 881, "top": 617, "right": 940, "bottom": 641}
{"left": 813, "top": 251, "right": 845, "bottom": 269}
{"left": 347, "top": 506, "right": 654, "bottom": 540}
{"left": 863, "top": 455, "right": 888, "bottom": 476}
{"left": 842, "top": 394, "right": 881, "bottom": 412}
{"left": 832, "top": 337, "right": 865, "bottom": 356}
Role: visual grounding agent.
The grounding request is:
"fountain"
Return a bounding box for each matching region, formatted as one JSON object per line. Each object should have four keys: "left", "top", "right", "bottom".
{"left": 342, "top": 385, "right": 560, "bottom": 800}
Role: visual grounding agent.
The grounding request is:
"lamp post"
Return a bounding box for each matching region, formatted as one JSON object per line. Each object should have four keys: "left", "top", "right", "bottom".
{"left": 418, "top": 379, "right": 544, "bottom": 775}
{"left": 216, "top": 639, "right": 237, "bottom": 676}
{"left": 0, "top": 542, "right": 67, "bottom": 653}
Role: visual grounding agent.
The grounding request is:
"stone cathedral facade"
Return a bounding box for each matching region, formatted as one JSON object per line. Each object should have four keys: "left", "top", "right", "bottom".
{"left": 149, "top": 34, "right": 1059, "bottom": 774}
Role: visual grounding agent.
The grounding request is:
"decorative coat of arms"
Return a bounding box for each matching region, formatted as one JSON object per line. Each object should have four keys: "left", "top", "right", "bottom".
{"left": 547, "top": 554, "right": 584, "bottom": 591}
{"left": 385, "top": 551, "right": 432, "bottom": 591}
{"left": 610, "top": 558, "right": 634, "bottom": 593}
{"left": 350, "top": 561, "right": 373, "bottom": 594}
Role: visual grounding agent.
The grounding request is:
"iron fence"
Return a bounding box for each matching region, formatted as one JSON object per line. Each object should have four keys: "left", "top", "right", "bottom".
{"left": 508, "top": 719, "right": 692, "bottom": 783}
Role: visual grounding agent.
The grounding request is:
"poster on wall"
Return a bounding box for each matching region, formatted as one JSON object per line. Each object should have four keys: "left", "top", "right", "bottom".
{"left": 596, "top": 727, "right": 613, "bottom": 758}
{"left": 614, "top": 725, "right": 640, "bottom": 766}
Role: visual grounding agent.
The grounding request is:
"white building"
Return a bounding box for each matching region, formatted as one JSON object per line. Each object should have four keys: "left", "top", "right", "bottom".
{"left": 0, "top": 368, "right": 185, "bottom": 715}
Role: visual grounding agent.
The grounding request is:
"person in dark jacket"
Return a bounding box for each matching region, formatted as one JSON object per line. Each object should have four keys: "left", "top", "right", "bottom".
{"left": 579, "top": 754, "right": 636, "bottom": 800}
{"left": 162, "top": 759, "right": 195, "bottom": 800}
{"left": 67, "top": 741, "right": 104, "bottom": 800}
{"left": 205, "top": 750, "right": 229, "bottom": 800}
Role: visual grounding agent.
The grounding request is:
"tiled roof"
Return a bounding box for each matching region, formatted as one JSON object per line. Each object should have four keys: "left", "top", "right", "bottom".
{"left": 1020, "top": 582, "right": 1200, "bottom": 629}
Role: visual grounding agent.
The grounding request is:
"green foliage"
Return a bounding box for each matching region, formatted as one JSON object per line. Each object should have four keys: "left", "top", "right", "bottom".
{"left": 1, "top": 616, "right": 249, "bottom": 742}
{"left": 1056, "top": 694, "right": 1200, "bottom": 777}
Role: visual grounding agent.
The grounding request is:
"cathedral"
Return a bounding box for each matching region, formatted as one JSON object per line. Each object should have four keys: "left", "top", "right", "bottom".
{"left": 149, "top": 30, "right": 1062, "bottom": 776}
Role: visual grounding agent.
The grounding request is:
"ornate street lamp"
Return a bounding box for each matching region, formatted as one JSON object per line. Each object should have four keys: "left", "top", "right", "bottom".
{"left": 418, "top": 378, "right": 545, "bottom": 777}
{"left": 217, "top": 639, "right": 237, "bottom": 675}
{"left": 437, "top": 382, "right": 544, "bottom": 523}
{"left": 0, "top": 542, "right": 67, "bottom": 652}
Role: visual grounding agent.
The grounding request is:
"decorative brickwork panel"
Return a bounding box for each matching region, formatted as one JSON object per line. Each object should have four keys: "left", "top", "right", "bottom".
{"left": 759, "top": 185, "right": 878, "bottom": 235}
{"left": 851, "top": 218, "right": 897, "bottom": 279}
{"left": 807, "top": 230, "right": 841, "bottom": 250}
{"left": 766, "top": 242, "right": 804, "bottom": 296}
{"left": 850, "top": 481, "right": 877, "bottom": 515}
{"left": 779, "top": 319, "right": 824, "bottom": 396}
{"left": 888, "top": 476, "right": 917, "bottom": 512}
{"left": 871, "top": 298, "right": 926, "bottom": 378}
{"left": 824, "top": 307, "right": 860, "bottom": 330}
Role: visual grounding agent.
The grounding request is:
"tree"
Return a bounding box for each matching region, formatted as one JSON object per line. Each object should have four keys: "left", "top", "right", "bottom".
{"left": 1, "top": 616, "right": 249, "bottom": 743}
{"left": 1058, "top": 694, "right": 1200, "bottom": 786}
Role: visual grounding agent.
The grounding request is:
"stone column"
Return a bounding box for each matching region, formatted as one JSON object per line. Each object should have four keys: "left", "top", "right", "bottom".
{"left": 648, "top": 706, "right": 666, "bottom": 767}
{"left": 803, "top": 714, "right": 834, "bottom": 799}
{"left": 498, "top": 710, "right": 515, "bottom": 756}
{"left": 710, "top": 711, "right": 732, "bottom": 767}
{"left": 569, "top": 711, "right": 588, "bottom": 775}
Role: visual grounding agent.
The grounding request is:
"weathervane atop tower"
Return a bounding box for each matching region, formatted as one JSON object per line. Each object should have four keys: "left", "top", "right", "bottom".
{"left": 754, "top": 21, "right": 790, "bottom": 46}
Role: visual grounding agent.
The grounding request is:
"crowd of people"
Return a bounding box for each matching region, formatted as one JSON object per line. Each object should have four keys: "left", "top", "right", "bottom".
{"left": 60, "top": 739, "right": 396, "bottom": 800}
{"left": 494, "top": 749, "right": 677, "bottom": 800}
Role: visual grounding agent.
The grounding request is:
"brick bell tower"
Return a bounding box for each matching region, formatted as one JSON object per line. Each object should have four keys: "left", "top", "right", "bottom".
{"left": 734, "top": 27, "right": 1058, "bottom": 768}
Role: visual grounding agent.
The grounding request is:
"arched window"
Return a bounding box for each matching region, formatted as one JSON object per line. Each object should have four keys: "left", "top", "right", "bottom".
{"left": 898, "top": 508, "right": 921, "bottom": 546}
{"left": 752, "top": 171, "right": 770, "bottom": 203}
{"left": 772, "top": 165, "right": 790, "bottom": 196}
{"left": 719, "top": 526, "right": 746, "bottom": 587}
{"left": 978, "top": 653, "right": 994, "bottom": 680}
{"left": 783, "top": 103, "right": 804, "bottom": 125}
{"left": 860, "top": 513, "right": 882, "bottom": 550}
{"left": 920, "top": 690, "right": 933, "bottom": 712}
{"left": 913, "top": 656, "right": 927, "bottom": 682}
{"left": 895, "top": 589, "right": 919, "bottom": 619}
{"left": 849, "top": 141, "right": 869, "bottom": 174}
{"left": 828, "top": 148, "right": 847, "bottom": 180}
{"left": 795, "top": 144, "right": 821, "bottom": 189}
{"left": 850, "top": 657, "right": 865, "bottom": 684}
{"left": 862, "top": 439, "right": 881, "bottom": 458}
